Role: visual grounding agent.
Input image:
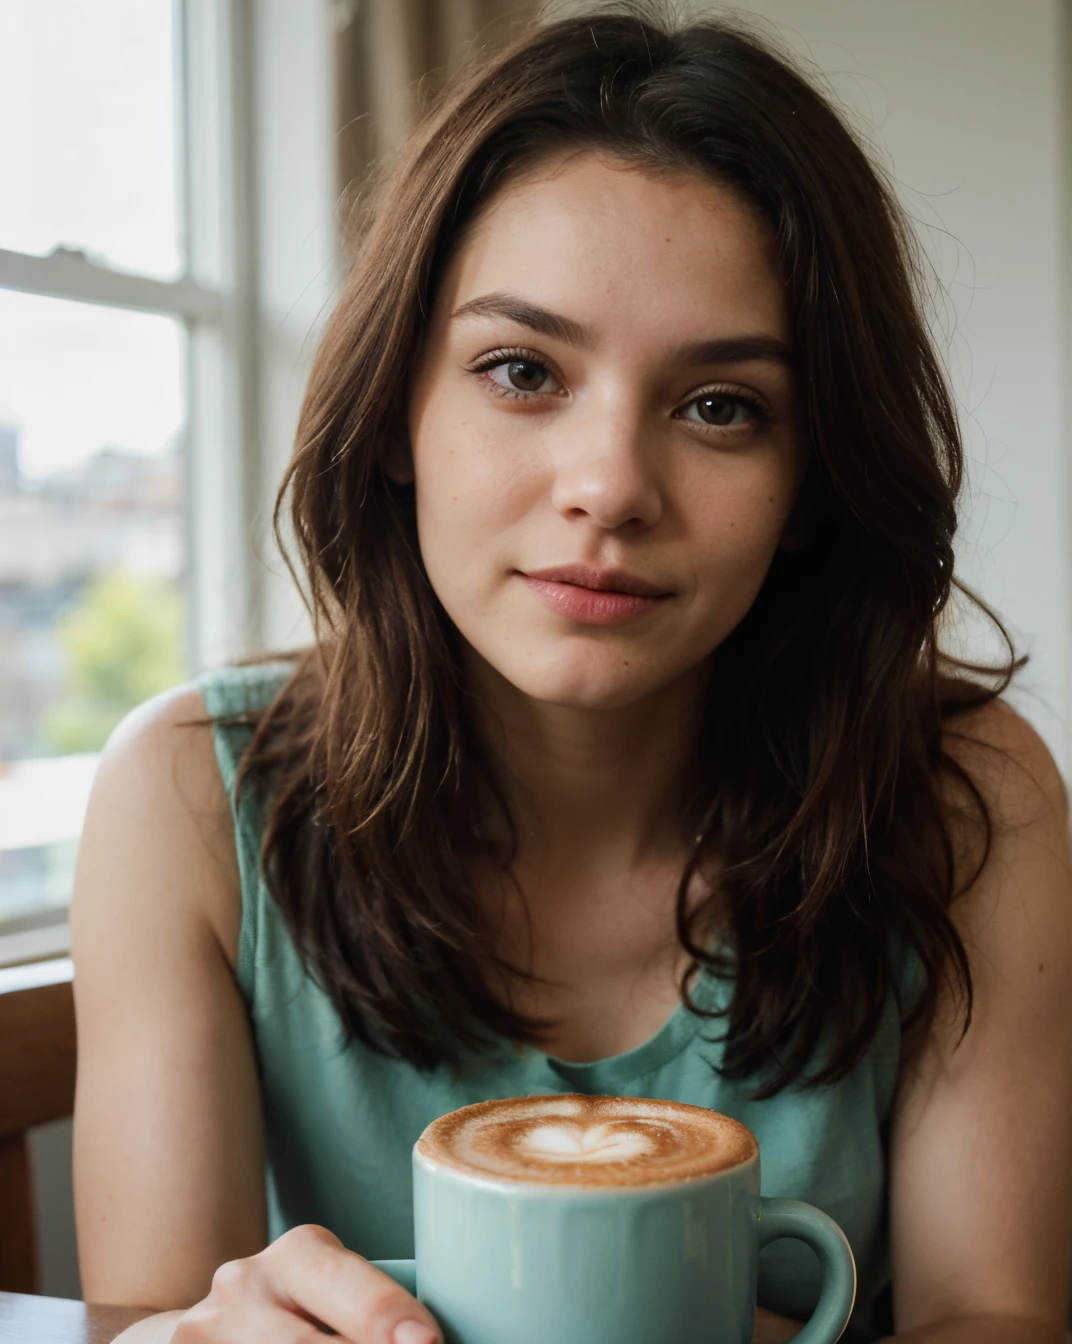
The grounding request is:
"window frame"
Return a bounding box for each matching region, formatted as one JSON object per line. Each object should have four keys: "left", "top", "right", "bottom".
{"left": 0, "top": 0, "right": 258, "bottom": 672}
{"left": 0, "top": 0, "right": 341, "bottom": 962}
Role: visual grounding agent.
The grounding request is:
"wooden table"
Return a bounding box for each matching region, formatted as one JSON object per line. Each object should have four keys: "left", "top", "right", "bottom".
{"left": 0, "top": 1291, "right": 154, "bottom": 1342}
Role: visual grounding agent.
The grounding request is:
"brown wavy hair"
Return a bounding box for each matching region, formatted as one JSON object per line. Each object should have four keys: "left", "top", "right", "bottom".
{"left": 231, "top": 6, "right": 1024, "bottom": 1098}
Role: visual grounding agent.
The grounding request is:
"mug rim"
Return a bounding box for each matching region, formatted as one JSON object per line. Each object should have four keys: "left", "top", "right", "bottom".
{"left": 412, "top": 1144, "right": 760, "bottom": 1196}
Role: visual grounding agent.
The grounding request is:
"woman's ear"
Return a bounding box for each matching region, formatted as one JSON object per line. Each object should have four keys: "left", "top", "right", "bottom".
{"left": 382, "top": 436, "right": 415, "bottom": 486}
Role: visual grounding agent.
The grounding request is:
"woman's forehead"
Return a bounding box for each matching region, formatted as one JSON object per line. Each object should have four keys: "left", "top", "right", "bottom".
{"left": 435, "top": 150, "right": 788, "bottom": 348}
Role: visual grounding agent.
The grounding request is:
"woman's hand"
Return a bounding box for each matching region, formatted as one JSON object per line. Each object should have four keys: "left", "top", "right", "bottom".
{"left": 124, "top": 1233, "right": 795, "bottom": 1344}
{"left": 168, "top": 1225, "right": 441, "bottom": 1344}
{"left": 753, "top": 1306, "right": 803, "bottom": 1343}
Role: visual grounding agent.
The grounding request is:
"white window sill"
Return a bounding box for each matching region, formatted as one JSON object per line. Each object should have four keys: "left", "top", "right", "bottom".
{"left": 0, "top": 953, "right": 73, "bottom": 993}
{"left": 0, "top": 920, "right": 71, "bottom": 970}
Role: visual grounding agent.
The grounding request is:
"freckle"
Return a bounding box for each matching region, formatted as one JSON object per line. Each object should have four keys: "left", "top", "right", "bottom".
{"left": 1039, "top": 963, "right": 1045, "bottom": 972}
{"left": 768, "top": 496, "right": 773, "bottom": 503}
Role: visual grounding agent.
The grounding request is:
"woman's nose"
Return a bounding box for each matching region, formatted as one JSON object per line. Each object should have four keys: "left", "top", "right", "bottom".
{"left": 548, "top": 405, "right": 663, "bottom": 532}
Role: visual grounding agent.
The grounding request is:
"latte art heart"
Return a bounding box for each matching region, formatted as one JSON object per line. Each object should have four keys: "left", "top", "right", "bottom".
{"left": 521, "top": 1122, "right": 654, "bottom": 1163}
{"left": 418, "top": 1094, "right": 758, "bottom": 1188}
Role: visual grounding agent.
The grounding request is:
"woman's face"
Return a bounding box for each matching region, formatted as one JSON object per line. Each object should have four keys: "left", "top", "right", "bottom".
{"left": 406, "top": 151, "right": 805, "bottom": 711}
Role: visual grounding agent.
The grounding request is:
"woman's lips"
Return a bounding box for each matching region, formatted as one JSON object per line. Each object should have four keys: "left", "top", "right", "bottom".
{"left": 522, "top": 579, "right": 663, "bottom": 623}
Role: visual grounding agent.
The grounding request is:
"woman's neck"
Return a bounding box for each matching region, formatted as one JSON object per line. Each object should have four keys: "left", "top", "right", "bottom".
{"left": 467, "top": 652, "right": 711, "bottom": 873}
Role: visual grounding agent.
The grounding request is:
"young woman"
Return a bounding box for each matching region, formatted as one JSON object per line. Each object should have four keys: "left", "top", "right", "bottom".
{"left": 72, "top": 10, "right": 1072, "bottom": 1344}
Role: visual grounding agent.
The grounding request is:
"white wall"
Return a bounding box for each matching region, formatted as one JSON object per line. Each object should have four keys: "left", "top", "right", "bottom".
{"left": 710, "top": 0, "right": 1071, "bottom": 774}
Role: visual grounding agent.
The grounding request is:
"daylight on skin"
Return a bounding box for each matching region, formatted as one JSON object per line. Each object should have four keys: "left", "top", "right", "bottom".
{"left": 405, "top": 150, "right": 806, "bottom": 875}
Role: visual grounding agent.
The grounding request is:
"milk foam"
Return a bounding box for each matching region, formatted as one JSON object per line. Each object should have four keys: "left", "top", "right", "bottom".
{"left": 418, "top": 1094, "right": 757, "bottom": 1188}
{"left": 521, "top": 1121, "right": 654, "bottom": 1164}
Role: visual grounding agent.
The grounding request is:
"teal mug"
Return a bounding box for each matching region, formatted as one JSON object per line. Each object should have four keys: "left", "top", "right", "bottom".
{"left": 372, "top": 1096, "right": 856, "bottom": 1344}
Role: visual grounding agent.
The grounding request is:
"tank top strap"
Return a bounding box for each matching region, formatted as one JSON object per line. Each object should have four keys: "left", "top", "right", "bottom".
{"left": 195, "top": 660, "right": 296, "bottom": 999}
{"left": 888, "top": 926, "right": 928, "bottom": 1021}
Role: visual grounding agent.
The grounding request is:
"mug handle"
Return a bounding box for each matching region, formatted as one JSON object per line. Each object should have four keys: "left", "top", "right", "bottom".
{"left": 372, "top": 1258, "right": 418, "bottom": 1296}
{"left": 375, "top": 1207, "right": 856, "bottom": 1344}
{"left": 757, "top": 1198, "right": 857, "bottom": 1344}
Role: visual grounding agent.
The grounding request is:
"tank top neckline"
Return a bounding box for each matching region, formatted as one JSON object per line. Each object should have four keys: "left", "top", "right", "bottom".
{"left": 484, "top": 959, "right": 730, "bottom": 1092}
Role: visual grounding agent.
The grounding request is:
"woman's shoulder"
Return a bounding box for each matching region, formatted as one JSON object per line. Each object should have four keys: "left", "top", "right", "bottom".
{"left": 97, "top": 679, "right": 228, "bottom": 817}
{"left": 74, "top": 680, "right": 246, "bottom": 968}
{"left": 194, "top": 657, "right": 297, "bottom": 720}
{"left": 939, "top": 695, "right": 1068, "bottom": 841}
{"left": 89, "top": 653, "right": 297, "bottom": 804}
{"left": 85, "top": 659, "right": 302, "bottom": 962}
{"left": 936, "top": 695, "right": 1070, "bottom": 983}
{"left": 192, "top": 659, "right": 300, "bottom": 809}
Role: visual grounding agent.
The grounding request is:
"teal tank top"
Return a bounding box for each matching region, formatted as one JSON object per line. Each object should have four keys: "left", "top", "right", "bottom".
{"left": 199, "top": 662, "right": 919, "bottom": 1340}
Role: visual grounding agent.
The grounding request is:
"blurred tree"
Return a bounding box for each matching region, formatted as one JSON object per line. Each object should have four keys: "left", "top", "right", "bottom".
{"left": 43, "top": 572, "right": 186, "bottom": 754}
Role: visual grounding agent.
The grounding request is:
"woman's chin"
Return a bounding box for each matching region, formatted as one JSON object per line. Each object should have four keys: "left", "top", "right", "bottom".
{"left": 500, "top": 659, "right": 684, "bottom": 713}
{"left": 462, "top": 633, "right": 710, "bottom": 713}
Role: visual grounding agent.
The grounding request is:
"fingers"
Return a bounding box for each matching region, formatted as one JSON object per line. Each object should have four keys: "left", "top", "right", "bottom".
{"left": 751, "top": 1307, "right": 805, "bottom": 1344}
{"left": 175, "top": 1296, "right": 348, "bottom": 1343}
{"left": 265, "top": 1225, "right": 442, "bottom": 1344}
{"left": 172, "top": 1224, "right": 442, "bottom": 1344}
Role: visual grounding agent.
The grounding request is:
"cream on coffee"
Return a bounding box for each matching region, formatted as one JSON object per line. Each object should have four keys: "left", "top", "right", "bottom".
{"left": 417, "top": 1094, "right": 757, "bottom": 1188}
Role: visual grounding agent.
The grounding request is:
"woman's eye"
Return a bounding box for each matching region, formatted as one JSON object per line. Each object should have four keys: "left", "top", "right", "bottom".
{"left": 681, "top": 394, "right": 757, "bottom": 427}
{"left": 484, "top": 358, "right": 560, "bottom": 395}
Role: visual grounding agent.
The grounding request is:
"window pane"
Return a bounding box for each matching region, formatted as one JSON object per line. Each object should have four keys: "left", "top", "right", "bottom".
{"left": 0, "top": 290, "right": 187, "bottom": 928}
{"left": 0, "top": 0, "right": 183, "bottom": 280}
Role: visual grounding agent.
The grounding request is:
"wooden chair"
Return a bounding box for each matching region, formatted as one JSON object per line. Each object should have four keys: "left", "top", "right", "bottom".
{"left": 0, "top": 958, "right": 76, "bottom": 1294}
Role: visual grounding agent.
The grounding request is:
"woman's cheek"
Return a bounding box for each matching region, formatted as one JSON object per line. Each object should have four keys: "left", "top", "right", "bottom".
{"left": 686, "top": 505, "right": 793, "bottom": 628}
{"left": 418, "top": 434, "right": 543, "bottom": 564}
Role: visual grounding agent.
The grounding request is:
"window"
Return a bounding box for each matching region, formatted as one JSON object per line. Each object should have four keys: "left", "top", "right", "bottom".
{"left": 0, "top": 0, "right": 260, "bottom": 956}
{"left": 0, "top": 294, "right": 186, "bottom": 937}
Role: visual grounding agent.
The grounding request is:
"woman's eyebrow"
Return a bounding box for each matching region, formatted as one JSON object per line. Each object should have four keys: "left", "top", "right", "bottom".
{"left": 450, "top": 291, "right": 590, "bottom": 346}
{"left": 450, "top": 290, "right": 793, "bottom": 368}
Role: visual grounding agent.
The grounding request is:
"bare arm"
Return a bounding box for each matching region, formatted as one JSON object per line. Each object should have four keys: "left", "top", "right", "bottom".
{"left": 73, "top": 687, "right": 444, "bottom": 1344}
{"left": 881, "top": 703, "right": 1072, "bottom": 1342}
{"left": 881, "top": 1319, "right": 1064, "bottom": 1343}
{"left": 755, "top": 705, "right": 1072, "bottom": 1344}
{"left": 71, "top": 686, "right": 268, "bottom": 1308}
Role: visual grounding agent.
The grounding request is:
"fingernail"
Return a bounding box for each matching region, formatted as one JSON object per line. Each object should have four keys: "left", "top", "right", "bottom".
{"left": 393, "top": 1320, "right": 438, "bottom": 1344}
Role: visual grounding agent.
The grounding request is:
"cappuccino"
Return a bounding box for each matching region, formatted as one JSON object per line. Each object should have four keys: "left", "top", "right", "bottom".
{"left": 417, "top": 1094, "right": 757, "bottom": 1188}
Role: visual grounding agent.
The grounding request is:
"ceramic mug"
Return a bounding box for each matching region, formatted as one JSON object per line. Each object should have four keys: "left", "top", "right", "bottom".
{"left": 371, "top": 1106, "right": 856, "bottom": 1344}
